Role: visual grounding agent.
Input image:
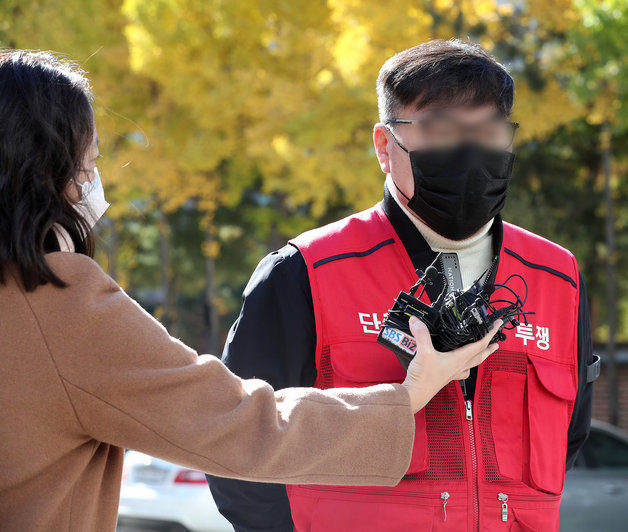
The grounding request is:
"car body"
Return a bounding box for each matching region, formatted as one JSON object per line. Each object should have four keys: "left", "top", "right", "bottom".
{"left": 560, "top": 419, "right": 628, "bottom": 531}
{"left": 117, "top": 451, "right": 233, "bottom": 532}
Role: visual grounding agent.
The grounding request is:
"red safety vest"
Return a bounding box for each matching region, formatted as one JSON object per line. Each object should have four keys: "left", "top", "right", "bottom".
{"left": 287, "top": 204, "right": 579, "bottom": 532}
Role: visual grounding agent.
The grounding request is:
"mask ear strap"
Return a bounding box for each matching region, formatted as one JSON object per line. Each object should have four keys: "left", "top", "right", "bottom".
{"left": 391, "top": 177, "right": 412, "bottom": 202}
{"left": 384, "top": 125, "right": 413, "bottom": 202}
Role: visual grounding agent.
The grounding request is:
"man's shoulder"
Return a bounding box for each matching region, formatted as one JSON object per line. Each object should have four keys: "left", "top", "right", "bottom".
{"left": 503, "top": 221, "right": 575, "bottom": 257}
{"left": 243, "top": 244, "right": 309, "bottom": 297}
{"left": 290, "top": 204, "right": 392, "bottom": 258}
{"left": 502, "top": 221, "right": 578, "bottom": 284}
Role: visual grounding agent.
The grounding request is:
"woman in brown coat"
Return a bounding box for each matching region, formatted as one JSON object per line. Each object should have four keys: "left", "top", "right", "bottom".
{"left": 0, "top": 50, "right": 500, "bottom": 531}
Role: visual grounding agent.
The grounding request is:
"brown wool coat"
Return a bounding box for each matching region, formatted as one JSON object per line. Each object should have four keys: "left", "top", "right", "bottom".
{"left": 0, "top": 252, "right": 414, "bottom": 531}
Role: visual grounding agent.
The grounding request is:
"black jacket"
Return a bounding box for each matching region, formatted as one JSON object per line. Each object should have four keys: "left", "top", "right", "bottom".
{"left": 207, "top": 188, "right": 594, "bottom": 532}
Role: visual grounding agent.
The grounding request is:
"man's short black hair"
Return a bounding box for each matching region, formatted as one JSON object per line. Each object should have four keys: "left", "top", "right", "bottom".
{"left": 377, "top": 39, "right": 514, "bottom": 121}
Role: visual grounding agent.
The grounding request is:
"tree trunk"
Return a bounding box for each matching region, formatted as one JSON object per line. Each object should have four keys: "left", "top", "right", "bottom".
{"left": 204, "top": 227, "right": 220, "bottom": 355}
{"left": 601, "top": 120, "right": 618, "bottom": 426}
{"left": 158, "top": 209, "right": 174, "bottom": 332}
{"left": 107, "top": 218, "right": 118, "bottom": 280}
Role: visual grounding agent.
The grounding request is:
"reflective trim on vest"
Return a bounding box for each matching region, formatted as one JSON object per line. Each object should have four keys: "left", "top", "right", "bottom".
{"left": 288, "top": 205, "right": 579, "bottom": 532}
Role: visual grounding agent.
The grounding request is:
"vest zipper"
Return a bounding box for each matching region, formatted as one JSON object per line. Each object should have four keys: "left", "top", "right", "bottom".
{"left": 498, "top": 493, "right": 509, "bottom": 522}
{"left": 485, "top": 254, "right": 500, "bottom": 283}
{"left": 441, "top": 491, "right": 450, "bottom": 521}
{"left": 465, "top": 399, "right": 480, "bottom": 532}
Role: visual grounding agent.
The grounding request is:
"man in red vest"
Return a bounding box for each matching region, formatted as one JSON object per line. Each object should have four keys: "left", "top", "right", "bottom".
{"left": 207, "top": 39, "right": 597, "bottom": 531}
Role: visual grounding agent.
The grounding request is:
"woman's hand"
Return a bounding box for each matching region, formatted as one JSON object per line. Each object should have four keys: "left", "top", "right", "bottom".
{"left": 402, "top": 317, "right": 502, "bottom": 413}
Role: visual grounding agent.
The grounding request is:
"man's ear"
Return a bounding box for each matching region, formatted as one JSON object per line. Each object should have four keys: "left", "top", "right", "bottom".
{"left": 373, "top": 124, "right": 391, "bottom": 174}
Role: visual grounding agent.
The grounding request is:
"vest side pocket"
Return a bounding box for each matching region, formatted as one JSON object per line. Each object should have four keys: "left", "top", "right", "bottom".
{"left": 329, "top": 341, "right": 430, "bottom": 474}
{"left": 509, "top": 505, "right": 561, "bottom": 532}
{"left": 525, "top": 354, "right": 577, "bottom": 495}
{"left": 491, "top": 370, "right": 525, "bottom": 481}
{"left": 291, "top": 494, "right": 437, "bottom": 532}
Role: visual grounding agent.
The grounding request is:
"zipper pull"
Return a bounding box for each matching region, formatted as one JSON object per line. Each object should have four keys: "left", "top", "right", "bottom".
{"left": 498, "top": 493, "right": 509, "bottom": 522}
{"left": 465, "top": 400, "right": 473, "bottom": 420}
{"left": 441, "top": 492, "right": 450, "bottom": 522}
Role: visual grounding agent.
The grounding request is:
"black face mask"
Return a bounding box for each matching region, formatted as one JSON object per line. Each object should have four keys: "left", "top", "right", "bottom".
{"left": 388, "top": 132, "right": 515, "bottom": 240}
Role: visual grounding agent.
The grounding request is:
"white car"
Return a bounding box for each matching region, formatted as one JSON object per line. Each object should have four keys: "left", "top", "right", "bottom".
{"left": 117, "top": 450, "right": 233, "bottom": 532}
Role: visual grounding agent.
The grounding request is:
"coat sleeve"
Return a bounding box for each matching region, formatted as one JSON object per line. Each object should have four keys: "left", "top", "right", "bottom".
{"left": 28, "top": 252, "right": 414, "bottom": 486}
{"left": 207, "top": 245, "right": 316, "bottom": 531}
{"left": 566, "top": 272, "right": 594, "bottom": 470}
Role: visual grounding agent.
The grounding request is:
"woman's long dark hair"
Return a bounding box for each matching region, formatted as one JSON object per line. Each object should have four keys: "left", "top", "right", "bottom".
{"left": 0, "top": 50, "right": 96, "bottom": 291}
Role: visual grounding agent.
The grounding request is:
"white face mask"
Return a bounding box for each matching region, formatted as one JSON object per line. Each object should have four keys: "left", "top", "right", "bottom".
{"left": 75, "top": 167, "right": 110, "bottom": 228}
{"left": 53, "top": 168, "right": 110, "bottom": 252}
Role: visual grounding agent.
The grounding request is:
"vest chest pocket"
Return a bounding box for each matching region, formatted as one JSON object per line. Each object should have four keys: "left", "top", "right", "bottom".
{"left": 490, "top": 353, "right": 577, "bottom": 494}
{"left": 329, "top": 341, "right": 429, "bottom": 474}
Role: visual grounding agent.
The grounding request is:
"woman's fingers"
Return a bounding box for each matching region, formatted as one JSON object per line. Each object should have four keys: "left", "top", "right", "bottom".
{"left": 467, "top": 319, "right": 502, "bottom": 350}
{"left": 408, "top": 316, "right": 434, "bottom": 354}
{"left": 408, "top": 316, "right": 502, "bottom": 368}
{"left": 409, "top": 317, "right": 502, "bottom": 357}
{"left": 464, "top": 342, "right": 500, "bottom": 369}
{"left": 453, "top": 340, "right": 500, "bottom": 381}
{"left": 403, "top": 316, "right": 503, "bottom": 412}
{"left": 451, "top": 320, "right": 502, "bottom": 370}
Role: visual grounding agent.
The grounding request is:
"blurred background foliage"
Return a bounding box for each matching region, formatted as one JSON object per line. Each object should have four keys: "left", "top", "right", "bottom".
{"left": 0, "top": 0, "right": 626, "bottom": 354}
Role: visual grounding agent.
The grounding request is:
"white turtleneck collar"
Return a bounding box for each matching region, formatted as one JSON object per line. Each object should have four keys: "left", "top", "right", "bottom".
{"left": 385, "top": 174, "right": 495, "bottom": 288}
